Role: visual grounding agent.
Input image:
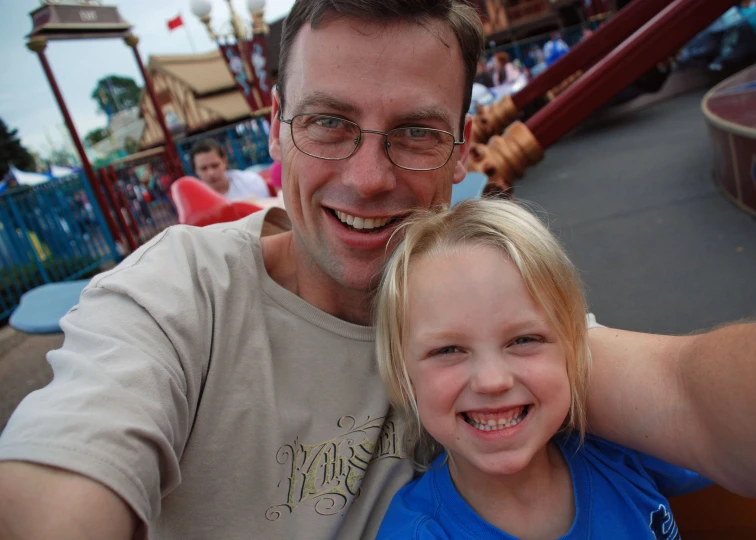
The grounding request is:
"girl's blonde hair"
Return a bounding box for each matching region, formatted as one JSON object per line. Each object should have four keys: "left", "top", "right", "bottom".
{"left": 374, "top": 199, "right": 591, "bottom": 468}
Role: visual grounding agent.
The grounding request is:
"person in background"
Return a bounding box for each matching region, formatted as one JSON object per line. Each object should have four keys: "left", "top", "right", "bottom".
{"left": 189, "top": 139, "right": 272, "bottom": 200}
{"left": 474, "top": 56, "right": 495, "bottom": 87}
{"left": 492, "top": 51, "right": 523, "bottom": 86}
{"left": 544, "top": 31, "right": 570, "bottom": 66}
{"left": 267, "top": 161, "right": 283, "bottom": 193}
{"left": 526, "top": 44, "right": 547, "bottom": 77}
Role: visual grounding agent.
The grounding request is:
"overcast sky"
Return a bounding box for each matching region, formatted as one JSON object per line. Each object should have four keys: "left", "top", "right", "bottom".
{"left": 0, "top": 0, "right": 295, "bottom": 160}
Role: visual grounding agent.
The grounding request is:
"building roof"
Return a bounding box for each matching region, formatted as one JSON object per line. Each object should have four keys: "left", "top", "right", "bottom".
{"left": 197, "top": 92, "right": 251, "bottom": 122}
{"left": 148, "top": 50, "right": 236, "bottom": 96}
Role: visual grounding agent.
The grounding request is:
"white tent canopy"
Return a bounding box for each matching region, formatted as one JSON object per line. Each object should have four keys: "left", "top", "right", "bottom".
{"left": 9, "top": 167, "right": 51, "bottom": 186}
{"left": 49, "top": 165, "right": 78, "bottom": 178}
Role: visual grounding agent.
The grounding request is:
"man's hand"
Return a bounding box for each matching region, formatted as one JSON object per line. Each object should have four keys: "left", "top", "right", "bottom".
{"left": 586, "top": 323, "right": 756, "bottom": 497}
{"left": 0, "top": 461, "right": 139, "bottom": 540}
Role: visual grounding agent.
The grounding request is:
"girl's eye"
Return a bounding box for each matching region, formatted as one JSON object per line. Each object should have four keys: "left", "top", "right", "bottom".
{"left": 510, "top": 336, "right": 543, "bottom": 346}
{"left": 432, "top": 346, "right": 462, "bottom": 356}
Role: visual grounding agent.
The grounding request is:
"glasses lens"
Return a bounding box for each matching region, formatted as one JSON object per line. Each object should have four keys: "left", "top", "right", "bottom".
{"left": 291, "top": 114, "right": 360, "bottom": 160}
{"left": 387, "top": 127, "right": 455, "bottom": 170}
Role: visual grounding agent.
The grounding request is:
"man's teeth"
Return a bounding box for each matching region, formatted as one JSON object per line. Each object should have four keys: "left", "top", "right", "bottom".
{"left": 465, "top": 406, "right": 528, "bottom": 432}
{"left": 335, "top": 211, "right": 391, "bottom": 230}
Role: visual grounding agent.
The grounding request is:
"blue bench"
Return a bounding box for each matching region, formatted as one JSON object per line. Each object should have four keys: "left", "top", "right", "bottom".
{"left": 9, "top": 280, "right": 89, "bottom": 335}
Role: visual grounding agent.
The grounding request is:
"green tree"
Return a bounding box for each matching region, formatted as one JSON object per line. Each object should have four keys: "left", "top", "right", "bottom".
{"left": 91, "top": 75, "right": 142, "bottom": 116}
{"left": 84, "top": 127, "right": 110, "bottom": 147}
{"left": 0, "top": 118, "right": 36, "bottom": 178}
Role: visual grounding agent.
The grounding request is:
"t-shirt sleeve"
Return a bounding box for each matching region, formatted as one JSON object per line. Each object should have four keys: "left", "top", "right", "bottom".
{"left": 585, "top": 312, "right": 603, "bottom": 330}
{"left": 0, "top": 227, "right": 214, "bottom": 525}
{"left": 582, "top": 435, "right": 713, "bottom": 499}
{"left": 635, "top": 451, "right": 714, "bottom": 497}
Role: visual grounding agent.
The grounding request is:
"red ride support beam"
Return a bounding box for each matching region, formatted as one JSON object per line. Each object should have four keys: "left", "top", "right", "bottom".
{"left": 92, "top": 168, "right": 123, "bottom": 244}
{"left": 513, "top": 0, "right": 673, "bottom": 109}
{"left": 109, "top": 166, "right": 141, "bottom": 240}
{"left": 124, "top": 34, "right": 185, "bottom": 179}
{"left": 102, "top": 167, "right": 139, "bottom": 253}
{"left": 528, "top": 0, "right": 732, "bottom": 149}
{"left": 26, "top": 38, "right": 100, "bottom": 198}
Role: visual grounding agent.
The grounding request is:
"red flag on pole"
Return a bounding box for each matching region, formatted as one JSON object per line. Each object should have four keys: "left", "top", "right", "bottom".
{"left": 167, "top": 15, "right": 184, "bottom": 31}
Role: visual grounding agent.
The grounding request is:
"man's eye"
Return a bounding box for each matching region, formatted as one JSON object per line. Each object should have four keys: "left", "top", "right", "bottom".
{"left": 395, "top": 127, "right": 431, "bottom": 138}
{"left": 314, "top": 117, "right": 346, "bottom": 129}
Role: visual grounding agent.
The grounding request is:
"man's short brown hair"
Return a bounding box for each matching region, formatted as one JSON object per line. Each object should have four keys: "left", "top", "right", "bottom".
{"left": 277, "top": 0, "right": 484, "bottom": 133}
{"left": 189, "top": 140, "right": 226, "bottom": 171}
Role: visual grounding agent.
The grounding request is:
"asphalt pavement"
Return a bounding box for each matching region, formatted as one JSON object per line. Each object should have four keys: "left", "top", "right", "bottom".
{"left": 517, "top": 89, "right": 756, "bottom": 334}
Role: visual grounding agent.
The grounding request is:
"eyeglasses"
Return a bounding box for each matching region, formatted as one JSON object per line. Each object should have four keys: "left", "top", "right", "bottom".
{"left": 279, "top": 113, "right": 465, "bottom": 171}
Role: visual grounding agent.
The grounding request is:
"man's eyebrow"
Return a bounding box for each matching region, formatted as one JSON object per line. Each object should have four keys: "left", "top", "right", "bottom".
{"left": 401, "top": 106, "right": 454, "bottom": 131}
{"left": 294, "top": 92, "right": 361, "bottom": 117}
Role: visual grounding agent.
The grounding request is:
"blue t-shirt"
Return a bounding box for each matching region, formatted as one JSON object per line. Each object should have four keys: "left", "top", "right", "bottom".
{"left": 377, "top": 434, "right": 712, "bottom": 539}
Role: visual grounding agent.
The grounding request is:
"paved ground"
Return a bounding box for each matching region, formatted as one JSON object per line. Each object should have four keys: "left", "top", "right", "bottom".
{"left": 517, "top": 89, "right": 756, "bottom": 334}
{"left": 1, "top": 88, "right": 755, "bottom": 435}
{"left": 0, "top": 328, "right": 59, "bottom": 431}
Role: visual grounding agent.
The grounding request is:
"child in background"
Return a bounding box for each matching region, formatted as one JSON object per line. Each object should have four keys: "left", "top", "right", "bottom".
{"left": 374, "top": 199, "right": 711, "bottom": 539}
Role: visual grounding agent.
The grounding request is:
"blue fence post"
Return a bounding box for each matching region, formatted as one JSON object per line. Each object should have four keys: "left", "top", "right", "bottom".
{"left": 5, "top": 195, "right": 51, "bottom": 284}
{"left": 79, "top": 171, "right": 121, "bottom": 263}
{"left": 0, "top": 202, "right": 36, "bottom": 292}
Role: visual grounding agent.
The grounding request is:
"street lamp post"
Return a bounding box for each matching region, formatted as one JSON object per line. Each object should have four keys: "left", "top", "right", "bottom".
{"left": 190, "top": 0, "right": 271, "bottom": 115}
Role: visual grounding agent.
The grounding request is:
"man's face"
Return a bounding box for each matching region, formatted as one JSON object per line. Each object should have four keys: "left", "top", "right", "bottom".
{"left": 269, "top": 17, "right": 472, "bottom": 294}
{"left": 193, "top": 150, "right": 230, "bottom": 194}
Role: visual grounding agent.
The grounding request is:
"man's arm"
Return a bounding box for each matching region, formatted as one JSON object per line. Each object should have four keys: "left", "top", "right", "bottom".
{"left": 0, "top": 462, "right": 139, "bottom": 540}
{"left": 586, "top": 322, "right": 756, "bottom": 496}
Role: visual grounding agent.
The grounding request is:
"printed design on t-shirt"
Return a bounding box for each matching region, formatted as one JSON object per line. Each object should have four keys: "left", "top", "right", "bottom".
{"left": 649, "top": 504, "right": 680, "bottom": 540}
{"left": 265, "top": 413, "right": 404, "bottom": 521}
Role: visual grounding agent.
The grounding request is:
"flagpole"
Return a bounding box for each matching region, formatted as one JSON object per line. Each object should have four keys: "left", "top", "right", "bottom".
{"left": 182, "top": 12, "right": 198, "bottom": 53}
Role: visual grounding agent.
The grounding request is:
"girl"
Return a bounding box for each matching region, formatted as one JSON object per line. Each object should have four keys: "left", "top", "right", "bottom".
{"left": 374, "top": 199, "right": 710, "bottom": 539}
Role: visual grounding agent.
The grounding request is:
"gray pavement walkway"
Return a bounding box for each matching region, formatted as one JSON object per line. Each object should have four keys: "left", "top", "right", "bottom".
{"left": 517, "top": 89, "right": 756, "bottom": 334}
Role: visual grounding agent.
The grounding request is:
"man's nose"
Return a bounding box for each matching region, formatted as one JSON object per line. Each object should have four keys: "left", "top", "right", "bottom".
{"left": 469, "top": 352, "right": 515, "bottom": 395}
{"left": 341, "top": 133, "right": 397, "bottom": 198}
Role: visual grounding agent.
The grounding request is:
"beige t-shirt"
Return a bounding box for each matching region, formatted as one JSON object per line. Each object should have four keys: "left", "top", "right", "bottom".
{"left": 0, "top": 208, "right": 414, "bottom": 539}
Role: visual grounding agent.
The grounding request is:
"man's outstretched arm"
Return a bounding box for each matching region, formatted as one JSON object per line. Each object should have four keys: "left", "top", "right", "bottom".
{"left": 0, "top": 462, "right": 139, "bottom": 540}
{"left": 586, "top": 322, "right": 756, "bottom": 496}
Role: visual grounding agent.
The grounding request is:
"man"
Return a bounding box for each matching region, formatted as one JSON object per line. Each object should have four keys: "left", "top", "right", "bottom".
{"left": 190, "top": 139, "right": 272, "bottom": 200}
{"left": 0, "top": 1, "right": 755, "bottom": 539}
{"left": 474, "top": 56, "right": 494, "bottom": 87}
{"left": 543, "top": 31, "right": 570, "bottom": 66}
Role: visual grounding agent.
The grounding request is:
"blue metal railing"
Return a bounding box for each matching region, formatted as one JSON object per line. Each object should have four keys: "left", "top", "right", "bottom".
{"left": 177, "top": 116, "right": 273, "bottom": 174}
{"left": 0, "top": 173, "right": 120, "bottom": 320}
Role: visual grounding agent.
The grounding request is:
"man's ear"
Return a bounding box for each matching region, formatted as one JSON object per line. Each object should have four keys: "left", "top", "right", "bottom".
{"left": 452, "top": 114, "right": 474, "bottom": 185}
{"left": 269, "top": 89, "right": 282, "bottom": 162}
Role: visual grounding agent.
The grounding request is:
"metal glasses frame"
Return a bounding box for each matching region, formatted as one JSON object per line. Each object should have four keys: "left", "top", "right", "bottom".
{"left": 278, "top": 112, "right": 466, "bottom": 171}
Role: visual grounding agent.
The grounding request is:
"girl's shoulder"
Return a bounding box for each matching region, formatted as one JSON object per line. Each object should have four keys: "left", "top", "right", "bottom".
{"left": 555, "top": 431, "right": 712, "bottom": 498}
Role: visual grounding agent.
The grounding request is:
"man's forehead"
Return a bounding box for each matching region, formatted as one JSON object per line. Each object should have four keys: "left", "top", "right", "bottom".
{"left": 284, "top": 17, "right": 465, "bottom": 129}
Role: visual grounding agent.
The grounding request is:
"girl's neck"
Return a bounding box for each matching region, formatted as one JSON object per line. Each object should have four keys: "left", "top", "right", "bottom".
{"left": 449, "top": 441, "right": 575, "bottom": 540}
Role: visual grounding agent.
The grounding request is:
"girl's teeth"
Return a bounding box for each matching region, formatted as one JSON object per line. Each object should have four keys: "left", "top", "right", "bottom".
{"left": 465, "top": 407, "right": 528, "bottom": 431}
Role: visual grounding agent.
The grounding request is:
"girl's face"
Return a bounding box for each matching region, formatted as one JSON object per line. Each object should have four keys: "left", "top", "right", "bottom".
{"left": 403, "top": 245, "right": 572, "bottom": 477}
